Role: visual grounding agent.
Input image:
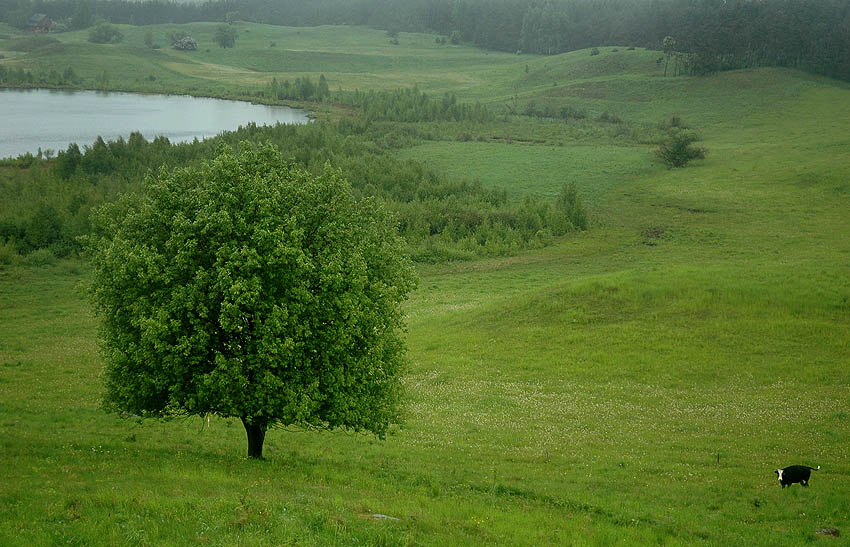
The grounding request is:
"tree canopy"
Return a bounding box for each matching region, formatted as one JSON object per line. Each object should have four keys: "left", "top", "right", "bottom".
{"left": 214, "top": 23, "right": 237, "bottom": 48}
{"left": 87, "top": 143, "right": 417, "bottom": 458}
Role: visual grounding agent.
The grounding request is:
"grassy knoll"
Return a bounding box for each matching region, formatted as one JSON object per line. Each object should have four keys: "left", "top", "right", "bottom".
{"left": 1, "top": 22, "right": 850, "bottom": 545}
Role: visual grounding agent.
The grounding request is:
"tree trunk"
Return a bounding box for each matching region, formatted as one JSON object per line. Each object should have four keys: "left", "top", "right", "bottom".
{"left": 241, "top": 417, "right": 267, "bottom": 459}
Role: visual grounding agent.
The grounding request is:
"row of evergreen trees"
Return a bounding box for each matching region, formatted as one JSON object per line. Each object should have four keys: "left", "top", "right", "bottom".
{"left": 265, "top": 75, "right": 330, "bottom": 103}
{"left": 0, "top": 120, "right": 587, "bottom": 264}
{"left": 350, "top": 87, "right": 493, "bottom": 123}
{"left": 263, "top": 76, "right": 493, "bottom": 123}
{"left": 3, "top": 0, "right": 848, "bottom": 82}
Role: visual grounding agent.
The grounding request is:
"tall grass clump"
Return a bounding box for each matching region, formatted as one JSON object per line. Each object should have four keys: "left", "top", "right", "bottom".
{"left": 555, "top": 182, "right": 588, "bottom": 230}
{"left": 0, "top": 240, "right": 19, "bottom": 265}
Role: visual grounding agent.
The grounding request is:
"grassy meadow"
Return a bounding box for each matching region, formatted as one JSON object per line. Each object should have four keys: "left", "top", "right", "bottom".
{"left": 2, "top": 21, "right": 850, "bottom": 545}
{"left": 0, "top": 22, "right": 545, "bottom": 99}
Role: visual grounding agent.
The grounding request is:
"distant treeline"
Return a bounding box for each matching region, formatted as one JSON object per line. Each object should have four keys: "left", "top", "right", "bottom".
{"left": 0, "top": 119, "right": 587, "bottom": 264}
{"left": 3, "top": 0, "right": 850, "bottom": 81}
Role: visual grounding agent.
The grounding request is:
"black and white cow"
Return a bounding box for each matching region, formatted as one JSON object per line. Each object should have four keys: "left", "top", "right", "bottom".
{"left": 775, "top": 465, "right": 820, "bottom": 488}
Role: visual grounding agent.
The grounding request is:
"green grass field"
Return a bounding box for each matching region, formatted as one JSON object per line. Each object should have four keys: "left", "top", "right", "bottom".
{"left": 1, "top": 21, "right": 849, "bottom": 545}
{"left": 1, "top": 22, "right": 544, "bottom": 99}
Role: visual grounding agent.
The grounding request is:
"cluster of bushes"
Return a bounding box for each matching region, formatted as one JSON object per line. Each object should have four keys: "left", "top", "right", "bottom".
{"left": 87, "top": 22, "right": 122, "bottom": 44}
{"left": 265, "top": 75, "right": 330, "bottom": 102}
{"left": 263, "top": 79, "right": 493, "bottom": 124}
{"left": 0, "top": 65, "right": 80, "bottom": 87}
{"left": 522, "top": 101, "right": 587, "bottom": 120}
{"left": 350, "top": 87, "right": 493, "bottom": 123}
{"left": 168, "top": 32, "right": 198, "bottom": 50}
{"left": 520, "top": 102, "right": 624, "bottom": 126}
{"left": 0, "top": 203, "right": 79, "bottom": 258}
{"left": 212, "top": 123, "right": 587, "bottom": 257}
{"left": 0, "top": 121, "right": 587, "bottom": 264}
{"left": 655, "top": 128, "right": 706, "bottom": 168}
{"left": 0, "top": 131, "right": 186, "bottom": 260}
{"left": 394, "top": 182, "right": 587, "bottom": 262}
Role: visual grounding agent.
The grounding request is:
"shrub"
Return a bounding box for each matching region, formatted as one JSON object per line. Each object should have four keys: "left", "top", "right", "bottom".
{"left": 0, "top": 241, "right": 19, "bottom": 266}
{"left": 171, "top": 35, "right": 197, "bottom": 51}
{"left": 559, "top": 105, "right": 587, "bottom": 120}
{"left": 655, "top": 128, "right": 707, "bottom": 168}
{"left": 555, "top": 182, "right": 588, "bottom": 232}
{"left": 0, "top": 219, "right": 21, "bottom": 243}
{"left": 214, "top": 23, "right": 237, "bottom": 48}
{"left": 62, "top": 67, "right": 80, "bottom": 84}
{"left": 88, "top": 22, "right": 123, "bottom": 44}
{"left": 590, "top": 47, "right": 600, "bottom": 56}
{"left": 22, "top": 248, "right": 56, "bottom": 267}
{"left": 23, "top": 204, "right": 64, "bottom": 252}
{"left": 668, "top": 115, "right": 688, "bottom": 128}
{"left": 597, "top": 111, "right": 622, "bottom": 124}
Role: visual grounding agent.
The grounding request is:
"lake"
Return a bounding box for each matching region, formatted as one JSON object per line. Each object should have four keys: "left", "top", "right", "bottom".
{"left": 0, "top": 88, "right": 310, "bottom": 159}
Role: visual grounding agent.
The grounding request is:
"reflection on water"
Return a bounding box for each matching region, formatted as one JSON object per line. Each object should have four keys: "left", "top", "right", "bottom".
{"left": 0, "top": 88, "right": 310, "bottom": 159}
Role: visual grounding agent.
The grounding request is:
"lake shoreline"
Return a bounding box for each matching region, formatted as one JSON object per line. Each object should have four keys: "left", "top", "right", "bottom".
{"left": 0, "top": 87, "right": 311, "bottom": 159}
{"left": 0, "top": 82, "right": 314, "bottom": 112}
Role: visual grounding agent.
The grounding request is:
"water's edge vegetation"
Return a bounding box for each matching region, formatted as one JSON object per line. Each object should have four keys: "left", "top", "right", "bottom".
{"left": 0, "top": 108, "right": 598, "bottom": 264}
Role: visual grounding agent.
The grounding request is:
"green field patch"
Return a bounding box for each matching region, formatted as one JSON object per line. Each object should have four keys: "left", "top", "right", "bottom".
{"left": 3, "top": 261, "right": 846, "bottom": 544}
{"left": 522, "top": 48, "right": 660, "bottom": 86}
{"left": 517, "top": 65, "right": 834, "bottom": 129}
{"left": 409, "top": 259, "right": 850, "bottom": 385}
{"left": 2, "top": 35, "right": 61, "bottom": 52}
{"left": 196, "top": 48, "right": 403, "bottom": 75}
{"left": 399, "top": 140, "right": 658, "bottom": 204}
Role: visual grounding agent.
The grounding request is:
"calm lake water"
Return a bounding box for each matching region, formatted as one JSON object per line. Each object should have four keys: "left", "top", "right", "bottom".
{"left": 0, "top": 88, "right": 310, "bottom": 159}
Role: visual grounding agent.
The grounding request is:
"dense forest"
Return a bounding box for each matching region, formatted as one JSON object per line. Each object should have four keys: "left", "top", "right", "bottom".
{"left": 3, "top": 0, "right": 850, "bottom": 81}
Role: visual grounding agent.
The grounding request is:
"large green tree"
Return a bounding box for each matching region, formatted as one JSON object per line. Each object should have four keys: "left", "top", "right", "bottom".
{"left": 213, "top": 23, "right": 237, "bottom": 48}
{"left": 87, "top": 143, "right": 417, "bottom": 459}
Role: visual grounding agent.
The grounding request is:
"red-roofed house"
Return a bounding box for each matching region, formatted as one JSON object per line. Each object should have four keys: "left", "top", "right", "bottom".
{"left": 28, "top": 14, "right": 53, "bottom": 33}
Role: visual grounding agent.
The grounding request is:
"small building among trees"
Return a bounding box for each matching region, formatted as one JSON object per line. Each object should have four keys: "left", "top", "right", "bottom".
{"left": 28, "top": 14, "right": 53, "bottom": 33}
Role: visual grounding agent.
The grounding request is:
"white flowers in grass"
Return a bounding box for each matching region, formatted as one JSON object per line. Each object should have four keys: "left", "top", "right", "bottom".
{"left": 402, "top": 371, "right": 849, "bottom": 459}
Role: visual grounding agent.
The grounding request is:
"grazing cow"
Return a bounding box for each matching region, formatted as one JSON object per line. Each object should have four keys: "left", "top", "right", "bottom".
{"left": 775, "top": 465, "right": 820, "bottom": 488}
